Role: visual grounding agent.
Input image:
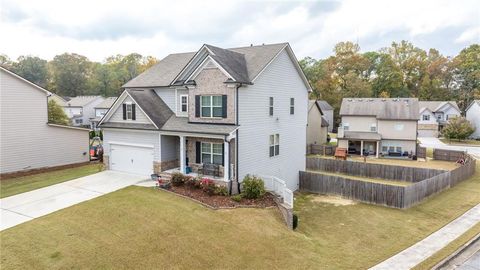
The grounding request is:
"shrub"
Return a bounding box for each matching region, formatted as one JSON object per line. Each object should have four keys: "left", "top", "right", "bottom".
{"left": 89, "top": 131, "right": 96, "bottom": 139}
{"left": 241, "top": 175, "right": 265, "bottom": 199}
{"left": 231, "top": 194, "right": 242, "bottom": 202}
{"left": 442, "top": 117, "right": 475, "bottom": 140}
{"left": 292, "top": 214, "right": 298, "bottom": 230}
{"left": 200, "top": 178, "right": 216, "bottom": 196}
{"left": 171, "top": 172, "right": 186, "bottom": 186}
{"left": 214, "top": 185, "right": 229, "bottom": 196}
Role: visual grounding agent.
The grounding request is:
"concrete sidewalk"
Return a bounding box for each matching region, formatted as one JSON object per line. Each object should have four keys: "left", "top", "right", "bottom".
{"left": 0, "top": 171, "right": 146, "bottom": 231}
{"left": 370, "top": 204, "right": 480, "bottom": 270}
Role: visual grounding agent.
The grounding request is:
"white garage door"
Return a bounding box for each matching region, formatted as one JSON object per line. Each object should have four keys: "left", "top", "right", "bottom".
{"left": 110, "top": 144, "right": 153, "bottom": 176}
{"left": 418, "top": 129, "right": 437, "bottom": 137}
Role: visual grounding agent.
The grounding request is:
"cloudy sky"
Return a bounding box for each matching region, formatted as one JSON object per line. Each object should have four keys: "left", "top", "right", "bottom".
{"left": 1, "top": 0, "right": 479, "bottom": 62}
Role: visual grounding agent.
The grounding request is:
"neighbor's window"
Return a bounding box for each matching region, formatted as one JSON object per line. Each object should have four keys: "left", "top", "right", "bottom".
{"left": 201, "top": 96, "right": 222, "bottom": 118}
{"left": 290, "top": 98, "right": 295, "bottom": 115}
{"left": 388, "top": 146, "right": 395, "bottom": 152}
{"left": 370, "top": 123, "right": 377, "bottom": 132}
{"left": 394, "top": 124, "right": 404, "bottom": 131}
{"left": 126, "top": 104, "right": 133, "bottom": 120}
{"left": 269, "top": 134, "right": 280, "bottom": 157}
{"left": 180, "top": 95, "right": 188, "bottom": 113}
{"left": 75, "top": 119, "right": 83, "bottom": 124}
{"left": 422, "top": 115, "right": 430, "bottom": 121}
{"left": 437, "top": 114, "right": 443, "bottom": 120}
{"left": 343, "top": 123, "right": 349, "bottom": 131}
{"left": 269, "top": 97, "right": 274, "bottom": 116}
{"left": 396, "top": 147, "right": 402, "bottom": 153}
{"left": 201, "top": 142, "right": 223, "bottom": 165}
{"left": 382, "top": 146, "right": 388, "bottom": 152}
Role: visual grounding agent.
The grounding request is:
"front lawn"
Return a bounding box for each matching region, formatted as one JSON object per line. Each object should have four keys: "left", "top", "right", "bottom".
{"left": 440, "top": 138, "right": 480, "bottom": 146}
{"left": 1, "top": 163, "right": 479, "bottom": 269}
{"left": 0, "top": 164, "right": 103, "bottom": 198}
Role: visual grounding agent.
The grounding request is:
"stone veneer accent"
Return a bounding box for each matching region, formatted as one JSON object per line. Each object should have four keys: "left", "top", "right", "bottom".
{"left": 186, "top": 137, "right": 235, "bottom": 179}
{"left": 153, "top": 160, "right": 179, "bottom": 174}
{"left": 188, "top": 67, "right": 235, "bottom": 124}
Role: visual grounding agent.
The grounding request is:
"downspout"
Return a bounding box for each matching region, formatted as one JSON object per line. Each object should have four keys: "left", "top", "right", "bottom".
{"left": 235, "top": 83, "right": 241, "bottom": 194}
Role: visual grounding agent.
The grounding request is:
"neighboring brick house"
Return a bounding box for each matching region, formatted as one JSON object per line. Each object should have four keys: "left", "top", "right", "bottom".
{"left": 98, "top": 43, "right": 311, "bottom": 192}
{"left": 466, "top": 100, "right": 480, "bottom": 139}
{"left": 418, "top": 101, "right": 461, "bottom": 137}
{"left": 337, "top": 98, "right": 419, "bottom": 158}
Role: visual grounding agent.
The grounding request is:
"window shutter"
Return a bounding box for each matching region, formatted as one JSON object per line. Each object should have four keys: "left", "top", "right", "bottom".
{"left": 131, "top": 104, "right": 136, "bottom": 120}
{"left": 195, "top": 95, "right": 200, "bottom": 117}
{"left": 221, "top": 143, "right": 225, "bottom": 166}
{"left": 195, "top": 141, "right": 201, "bottom": 163}
{"left": 122, "top": 104, "right": 127, "bottom": 120}
{"left": 222, "top": 95, "right": 227, "bottom": 118}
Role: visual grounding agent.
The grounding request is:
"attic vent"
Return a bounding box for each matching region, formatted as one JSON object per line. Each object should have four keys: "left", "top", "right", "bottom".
{"left": 348, "top": 99, "right": 353, "bottom": 102}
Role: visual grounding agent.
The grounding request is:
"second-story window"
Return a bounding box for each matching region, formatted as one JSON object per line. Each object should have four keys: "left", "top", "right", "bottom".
{"left": 370, "top": 123, "right": 377, "bottom": 132}
{"left": 423, "top": 115, "right": 430, "bottom": 121}
{"left": 290, "top": 98, "right": 295, "bottom": 115}
{"left": 269, "top": 97, "right": 274, "bottom": 116}
{"left": 201, "top": 96, "right": 222, "bottom": 118}
{"left": 180, "top": 95, "right": 188, "bottom": 113}
{"left": 343, "top": 123, "right": 349, "bottom": 131}
{"left": 126, "top": 104, "right": 133, "bottom": 120}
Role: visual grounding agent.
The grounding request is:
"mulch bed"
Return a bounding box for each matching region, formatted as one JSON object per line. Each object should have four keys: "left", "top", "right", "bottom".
{"left": 165, "top": 185, "right": 277, "bottom": 209}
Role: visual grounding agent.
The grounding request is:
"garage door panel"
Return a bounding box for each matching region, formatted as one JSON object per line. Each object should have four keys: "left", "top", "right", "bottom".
{"left": 418, "top": 129, "right": 438, "bottom": 137}
{"left": 110, "top": 144, "right": 153, "bottom": 176}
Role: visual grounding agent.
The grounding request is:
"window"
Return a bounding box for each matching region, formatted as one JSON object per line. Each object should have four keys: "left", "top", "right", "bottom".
{"left": 269, "top": 134, "right": 280, "bottom": 157}
{"left": 388, "top": 146, "right": 395, "bottom": 152}
{"left": 75, "top": 119, "right": 83, "bottom": 124}
{"left": 394, "top": 124, "right": 404, "bottom": 131}
{"left": 396, "top": 147, "right": 402, "bottom": 153}
{"left": 180, "top": 95, "right": 188, "bottom": 113}
{"left": 290, "top": 98, "right": 295, "bottom": 115}
{"left": 422, "top": 114, "right": 430, "bottom": 121}
{"left": 382, "top": 146, "right": 388, "bottom": 152}
{"left": 437, "top": 114, "right": 443, "bottom": 120}
{"left": 126, "top": 104, "right": 133, "bottom": 120}
{"left": 370, "top": 123, "right": 377, "bottom": 132}
{"left": 343, "top": 123, "right": 349, "bottom": 131}
{"left": 201, "top": 142, "right": 223, "bottom": 165}
{"left": 201, "top": 96, "right": 222, "bottom": 118}
{"left": 269, "top": 97, "right": 274, "bottom": 116}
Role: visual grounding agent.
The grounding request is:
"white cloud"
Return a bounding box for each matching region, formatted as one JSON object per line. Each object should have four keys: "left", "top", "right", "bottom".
{"left": 0, "top": 0, "right": 478, "bottom": 61}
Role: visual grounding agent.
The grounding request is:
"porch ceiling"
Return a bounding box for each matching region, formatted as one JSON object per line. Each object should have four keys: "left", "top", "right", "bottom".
{"left": 343, "top": 131, "right": 381, "bottom": 141}
{"left": 161, "top": 116, "right": 238, "bottom": 136}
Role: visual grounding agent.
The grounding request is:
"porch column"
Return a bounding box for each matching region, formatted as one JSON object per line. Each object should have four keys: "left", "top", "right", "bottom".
{"left": 224, "top": 140, "right": 230, "bottom": 181}
{"left": 360, "top": 140, "right": 364, "bottom": 156}
{"left": 376, "top": 141, "right": 379, "bottom": 158}
{"left": 179, "top": 136, "right": 186, "bottom": 173}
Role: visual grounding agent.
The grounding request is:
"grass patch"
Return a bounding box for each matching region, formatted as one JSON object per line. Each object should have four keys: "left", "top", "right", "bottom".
{"left": 440, "top": 138, "right": 480, "bottom": 146}
{"left": 0, "top": 164, "right": 103, "bottom": 198}
{"left": 1, "top": 164, "right": 479, "bottom": 269}
{"left": 329, "top": 132, "right": 337, "bottom": 139}
{"left": 306, "top": 169, "right": 412, "bottom": 186}
{"left": 412, "top": 223, "right": 480, "bottom": 270}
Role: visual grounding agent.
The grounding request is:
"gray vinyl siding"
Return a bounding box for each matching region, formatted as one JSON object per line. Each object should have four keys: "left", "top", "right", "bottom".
{"left": 161, "top": 135, "right": 179, "bottom": 161}
{"left": 109, "top": 96, "right": 151, "bottom": 124}
{"left": 154, "top": 87, "right": 176, "bottom": 111}
{"left": 0, "top": 70, "right": 89, "bottom": 174}
{"left": 238, "top": 50, "right": 308, "bottom": 191}
{"left": 103, "top": 129, "right": 161, "bottom": 161}
{"left": 323, "top": 109, "right": 334, "bottom": 132}
{"left": 81, "top": 97, "right": 104, "bottom": 126}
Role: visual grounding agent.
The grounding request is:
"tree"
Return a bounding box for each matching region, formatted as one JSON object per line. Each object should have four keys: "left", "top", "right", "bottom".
{"left": 451, "top": 44, "right": 480, "bottom": 111}
{"left": 48, "top": 100, "right": 70, "bottom": 125}
{"left": 441, "top": 117, "right": 475, "bottom": 141}
{"left": 49, "top": 53, "right": 92, "bottom": 96}
{"left": 0, "top": 54, "right": 13, "bottom": 69}
{"left": 13, "top": 56, "right": 48, "bottom": 87}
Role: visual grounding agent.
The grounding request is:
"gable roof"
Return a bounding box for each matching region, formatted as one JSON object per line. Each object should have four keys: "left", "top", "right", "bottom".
{"left": 316, "top": 100, "right": 333, "bottom": 111}
{"left": 122, "top": 42, "right": 304, "bottom": 89}
{"left": 126, "top": 89, "right": 173, "bottom": 128}
{"left": 95, "top": 97, "right": 117, "bottom": 109}
{"left": 65, "top": 96, "right": 103, "bottom": 107}
{"left": 466, "top": 100, "right": 480, "bottom": 112}
{"left": 418, "top": 101, "right": 460, "bottom": 113}
{"left": 321, "top": 116, "right": 329, "bottom": 127}
{"left": 308, "top": 100, "right": 324, "bottom": 115}
{"left": 340, "top": 98, "right": 419, "bottom": 120}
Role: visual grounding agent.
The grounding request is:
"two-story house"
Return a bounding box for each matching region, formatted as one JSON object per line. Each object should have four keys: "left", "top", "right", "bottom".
{"left": 63, "top": 96, "right": 105, "bottom": 127}
{"left": 337, "top": 98, "right": 419, "bottom": 158}
{"left": 98, "top": 43, "right": 310, "bottom": 192}
{"left": 466, "top": 100, "right": 480, "bottom": 139}
{"left": 418, "top": 101, "right": 461, "bottom": 137}
{"left": 91, "top": 97, "right": 117, "bottom": 130}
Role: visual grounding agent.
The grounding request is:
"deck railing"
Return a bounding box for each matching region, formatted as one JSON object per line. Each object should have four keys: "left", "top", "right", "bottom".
{"left": 259, "top": 174, "right": 293, "bottom": 208}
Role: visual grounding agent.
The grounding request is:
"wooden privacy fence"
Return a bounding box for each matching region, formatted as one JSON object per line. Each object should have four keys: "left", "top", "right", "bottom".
{"left": 308, "top": 144, "right": 336, "bottom": 156}
{"left": 306, "top": 157, "right": 445, "bottom": 182}
{"left": 433, "top": 149, "right": 466, "bottom": 161}
{"left": 300, "top": 154, "right": 476, "bottom": 208}
{"left": 417, "top": 145, "right": 426, "bottom": 159}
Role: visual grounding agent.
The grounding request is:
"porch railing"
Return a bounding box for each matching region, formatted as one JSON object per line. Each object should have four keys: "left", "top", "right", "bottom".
{"left": 258, "top": 175, "right": 293, "bottom": 208}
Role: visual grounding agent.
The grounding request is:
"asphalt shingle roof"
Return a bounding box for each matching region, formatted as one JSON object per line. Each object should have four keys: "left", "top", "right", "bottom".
{"left": 126, "top": 89, "right": 173, "bottom": 128}
{"left": 65, "top": 96, "right": 103, "bottom": 107}
{"left": 317, "top": 100, "right": 333, "bottom": 111}
{"left": 418, "top": 101, "right": 460, "bottom": 113}
{"left": 340, "top": 98, "right": 419, "bottom": 120}
{"left": 95, "top": 97, "right": 117, "bottom": 109}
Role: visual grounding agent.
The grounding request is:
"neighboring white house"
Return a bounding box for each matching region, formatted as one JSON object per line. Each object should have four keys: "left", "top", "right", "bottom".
{"left": 98, "top": 43, "right": 310, "bottom": 192}
{"left": 47, "top": 93, "right": 67, "bottom": 106}
{"left": 337, "top": 98, "right": 419, "bottom": 158}
{"left": 418, "top": 101, "right": 461, "bottom": 137}
{"left": 63, "top": 96, "right": 105, "bottom": 128}
{"left": 0, "top": 67, "right": 90, "bottom": 175}
{"left": 316, "top": 100, "right": 334, "bottom": 132}
{"left": 91, "top": 97, "right": 117, "bottom": 130}
{"left": 307, "top": 100, "right": 328, "bottom": 145}
{"left": 466, "top": 100, "right": 480, "bottom": 139}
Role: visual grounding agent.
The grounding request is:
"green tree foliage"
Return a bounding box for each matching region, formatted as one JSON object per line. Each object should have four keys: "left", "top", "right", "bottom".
{"left": 441, "top": 117, "right": 475, "bottom": 140}
{"left": 13, "top": 56, "right": 48, "bottom": 87}
{"left": 48, "top": 100, "right": 70, "bottom": 125}
{"left": 49, "top": 53, "right": 92, "bottom": 97}
{"left": 452, "top": 44, "right": 480, "bottom": 111}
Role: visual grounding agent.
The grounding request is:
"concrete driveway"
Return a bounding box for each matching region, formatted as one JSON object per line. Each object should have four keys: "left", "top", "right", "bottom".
{"left": 418, "top": 137, "right": 480, "bottom": 160}
{"left": 0, "top": 171, "right": 148, "bottom": 231}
